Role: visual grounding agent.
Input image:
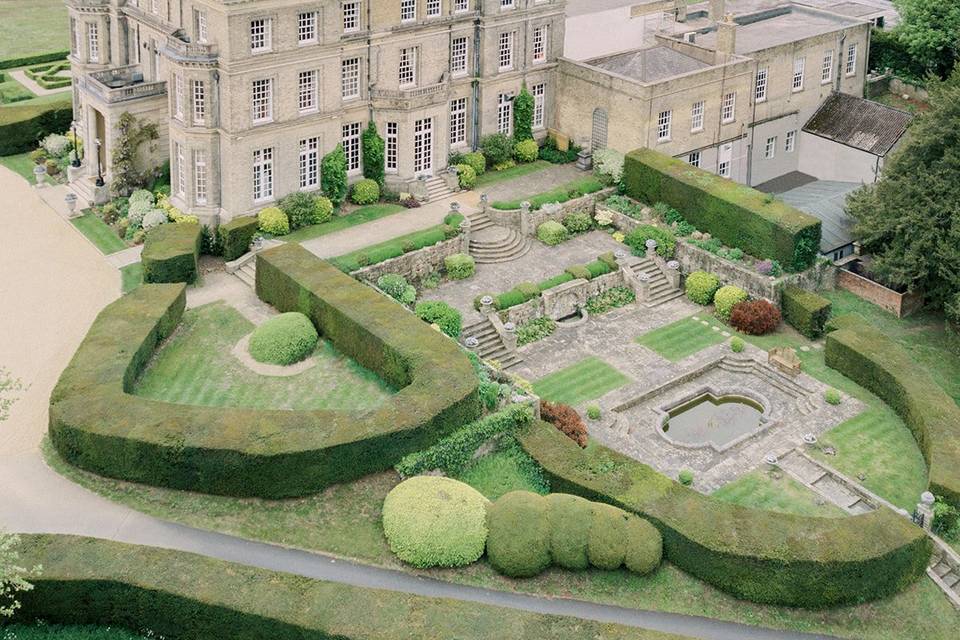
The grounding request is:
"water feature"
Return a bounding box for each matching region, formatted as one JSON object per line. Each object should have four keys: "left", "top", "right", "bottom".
{"left": 661, "top": 392, "right": 765, "bottom": 451}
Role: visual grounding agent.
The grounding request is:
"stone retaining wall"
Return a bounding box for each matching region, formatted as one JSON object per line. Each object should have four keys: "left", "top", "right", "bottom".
{"left": 352, "top": 236, "right": 467, "bottom": 284}
{"left": 484, "top": 188, "right": 617, "bottom": 237}
{"left": 499, "top": 270, "right": 626, "bottom": 325}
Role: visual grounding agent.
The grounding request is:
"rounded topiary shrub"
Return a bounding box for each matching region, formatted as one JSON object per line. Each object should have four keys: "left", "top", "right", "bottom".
{"left": 382, "top": 476, "right": 490, "bottom": 569}
{"left": 456, "top": 163, "right": 477, "bottom": 189}
{"left": 562, "top": 212, "right": 592, "bottom": 234}
{"left": 279, "top": 192, "right": 318, "bottom": 230}
{"left": 377, "top": 273, "right": 416, "bottom": 305}
{"left": 714, "top": 285, "right": 749, "bottom": 322}
{"left": 514, "top": 138, "right": 539, "bottom": 163}
{"left": 622, "top": 516, "right": 663, "bottom": 575}
{"left": 587, "top": 503, "right": 628, "bottom": 570}
{"left": 248, "top": 312, "right": 318, "bottom": 365}
{"left": 730, "top": 299, "right": 781, "bottom": 335}
{"left": 685, "top": 271, "right": 721, "bottom": 305}
{"left": 462, "top": 151, "right": 486, "bottom": 176}
{"left": 444, "top": 253, "right": 476, "bottom": 280}
{"left": 314, "top": 195, "right": 334, "bottom": 224}
{"left": 258, "top": 206, "right": 289, "bottom": 236}
{"left": 537, "top": 220, "right": 569, "bottom": 246}
{"left": 486, "top": 491, "right": 552, "bottom": 578}
{"left": 546, "top": 494, "right": 593, "bottom": 570}
{"left": 351, "top": 178, "right": 380, "bottom": 205}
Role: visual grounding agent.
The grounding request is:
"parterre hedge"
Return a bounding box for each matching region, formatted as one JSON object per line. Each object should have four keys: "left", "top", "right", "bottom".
{"left": 825, "top": 316, "right": 960, "bottom": 507}
{"left": 49, "top": 243, "right": 480, "bottom": 498}
{"left": 782, "top": 285, "right": 832, "bottom": 338}
{"left": 13, "top": 535, "right": 681, "bottom": 640}
{"left": 623, "top": 149, "right": 821, "bottom": 271}
{"left": 141, "top": 223, "right": 201, "bottom": 284}
{"left": 0, "top": 50, "right": 69, "bottom": 70}
{"left": 0, "top": 96, "right": 72, "bottom": 155}
{"left": 518, "top": 420, "right": 930, "bottom": 608}
{"left": 219, "top": 216, "right": 259, "bottom": 261}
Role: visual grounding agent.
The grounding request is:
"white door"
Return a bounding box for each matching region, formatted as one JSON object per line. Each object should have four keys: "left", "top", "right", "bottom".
{"left": 414, "top": 117, "right": 433, "bottom": 176}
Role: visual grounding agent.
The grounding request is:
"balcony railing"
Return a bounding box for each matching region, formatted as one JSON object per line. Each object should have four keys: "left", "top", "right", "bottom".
{"left": 85, "top": 65, "right": 166, "bottom": 104}
{"left": 371, "top": 82, "right": 446, "bottom": 101}
{"left": 165, "top": 35, "right": 218, "bottom": 63}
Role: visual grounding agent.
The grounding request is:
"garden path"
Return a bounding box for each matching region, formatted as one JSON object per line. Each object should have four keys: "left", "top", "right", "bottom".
{"left": 7, "top": 69, "right": 71, "bottom": 97}
{"left": 0, "top": 163, "right": 838, "bottom": 640}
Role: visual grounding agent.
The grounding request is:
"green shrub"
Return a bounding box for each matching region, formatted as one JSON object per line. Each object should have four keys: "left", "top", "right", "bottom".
{"left": 321, "top": 144, "right": 348, "bottom": 205}
{"left": 546, "top": 493, "right": 594, "bottom": 570}
{"left": 361, "top": 121, "right": 385, "bottom": 187}
{"left": 248, "top": 312, "right": 319, "bottom": 365}
{"left": 495, "top": 289, "right": 530, "bottom": 310}
{"left": 782, "top": 286, "right": 832, "bottom": 339}
{"left": 314, "top": 196, "right": 334, "bottom": 224}
{"left": 565, "top": 264, "right": 591, "bottom": 280}
{"left": 278, "top": 192, "right": 316, "bottom": 230}
{"left": 603, "top": 194, "right": 645, "bottom": 219}
{"left": 537, "top": 220, "right": 569, "bottom": 245}
{"left": 462, "top": 151, "right": 486, "bottom": 175}
{"left": 824, "top": 388, "right": 842, "bottom": 405}
{"left": 0, "top": 51, "right": 69, "bottom": 70}
{"left": 0, "top": 97, "right": 72, "bottom": 155}
{"left": 351, "top": 178, "right": 380, "bottom": 205}
{"left": 415, "top": 300, "right": 462, "bottom": 338}
{"left": 382, "top": 476, "right": 489, "bottom": 568}
{"left": 538, "top": 136, "right": 579, "bottom": 164}
{"left": 624, "top": 225, "right": 676, "bottom": 258}
{"left": 455, "top": 163, "right": 477, "bottom": 189}
{"left": 587, "top": 503, "right": 628, "bottom": 570}
{"left": 514, "top": 139, "right": 539, "bottom": 163}
{"left": 623, "top": 149, "right": 821, "bottom": 271}
{"left": 678, "top": 470, "right": 694, "bottom": 485}
{"left": 444, "top": 253, "right": 476, "bottom": 280}
{"left": 825, "top": 317, "right": 960, "bottom": 507}
{"left": 395, "top": 404, "right": 534, "bottom": 476}
{"left": 377, "top": 274, "right": 416, "bottom": 305}
{"left": 585, "top": 287, "right": 635, "bottom": 314}
{"left": 730, "top": 337, "right": 745, "bottom": 353}
{"left": 585, "top": 260, "right": 612, "bottom": 279}
{"left": 516, "top": 317, "right": 557, "bottom": 346}
{"left": 623, "top": 516, "right": 663, "bottom": 575}
{"left": 593, "top": 148, "right": 625, "bottom": 185}
{"left": 562, "top": 212, "right": 592, "bottom": 234}
{"left": 218, "top": 216, "right": 259, "bottom": 261}
{"left": 714, "top": 285, "right": 748, "bottom": 322}
{"left": 257, "top": 207, "right": 289, "bottom": 235}
{"left": 515, "top": 282, "right": 540, "bottom": 298}
{"left": 486, "top": 491, "right": 553, "bottom": 578}
{"left": 481, "top": 133, "right": 514, "bottom": 167}
{"left": 586, "top": 404, "right": 601, "bottom": 420}
{"left": 538, "top": 272, "right": 574, "bottom": 291}
{"left": 513, "top": 85, "right": 535, "bottom": 141}
{"left": 141, "top": 223, "right": 201, "bottom": 284}
{"left": 685, "top": 271, "right": 721, "bottom": 305}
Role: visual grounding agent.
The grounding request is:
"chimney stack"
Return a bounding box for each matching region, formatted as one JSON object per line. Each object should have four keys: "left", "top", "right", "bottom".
{"left": 709, "top": 0, "right": 726, "bottom": 22}
{"left": 716, "top": 14, "right": 737, "bottom": 58}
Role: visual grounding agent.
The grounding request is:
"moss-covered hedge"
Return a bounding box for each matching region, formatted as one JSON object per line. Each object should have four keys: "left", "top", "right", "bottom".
{"left": 219, "top": 215, "right": 259, "bottom": 261}
{"left": 141, "top": 223, "right": 202, "bottom": 284}
{"left": 49, "top": 244, "right": 480, "bottom": 498}
{"left": 0, "top": 96, "right": 72, "bottom": 155}
{"left": 623, "top": 149, "right": 821, "bottom": 271}
{"left": 518, "top": 421, "right": 930, "bottom": 608}
{"left": 825, "top": 317, "right": 960, "bottom": 507}
{"left": 782, "top": 286, "right": 832, "bottom": 338}
{"left": 13, "top": 535, "right": 683, "bottom": 640}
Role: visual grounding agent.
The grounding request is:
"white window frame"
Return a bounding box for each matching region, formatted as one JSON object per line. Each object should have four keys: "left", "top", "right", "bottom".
{"left": 792, "top": 57, "right": 805, "bottom": 92}
{"left": 298, "top": 11, "right": 318, "bottom": 44}
{"left": 87, "top": 23, "right": 99, "bottom": 63}
{"left": 532, "top": 83, "right": 545, "bottom": 130}
{"left": 497, "top": 93, "right": 512, "bottom": 135}
{"left": 386, "top": 122, "right": 398, "bottom": 172}
{"left": 152, "top": 0, "right": 159, "bottom": 14}
{"left": 657, "top": 109, "right": 672, "bottom": 142}
{"left": 414, "top": 117, "right": 433, "bottom": 174}
{"left": 251, "top": 78, "right": 273, "bottom": 124}
{"left": 764, "top": 136, "right": 777, "bottom": 159}
{"left": 718, "top": 142, "right": 732, "bottom": 178}
{"left": 195, "top": 10, "right": 208, "bottom": 44}
{"left": 821, "top": 50, "right": 834, "bottom": 84}
{"left": 192, "top": 80, "right": 205, "bottom": 125}
{"left": 343, "top": 1, "right": 361, "bottom": 32}
{"left": 454, "top": 0, "right": 470, "bottom": 12}
{"left": 450, "top": 97, "right": 467, "bottom": 146}
{"left": 401, "top": 0, "right": 416, "bottom": 22}
{"left": 501, "top": 0, "right": 515, "bottom": 10}
{"left": 173, "top": 73, "right": 184, "bottom": 121}
{"left": 451, "top": 36, "right": 468, "bottom": 77}
{"left": 342, "top": 122, "right": 361, "bottom": 173}
{"left": 755, "top": 67, "right": 767, "bottom": 103}
{"left": 298, "top": 70, "right": 318, "bottom": 113}
{"left": 194, "top": 149, "right": 207, "bottom": 205}
{"left": 341, "top": 57, "right": 360, "bottom": 100}
{"left": 532, "top": 25, "right": 547, "bottom": 64}
{"left": 399, "top": 47, "right": 417, "bottom": 87}
{"left": 252, "top": 147, "right": 274, "bottom": 203}
{"left": 688, "top": 151, "right": 701, "bottom": 168}
{"left": 846, "top": 43, "right": 857, "bottom": 76}
{"left": 250, "top": 18, "right": 272, "bottom": 54}
{"left": 299, "top": 137, "right": 319, "bottom": 190}
{"left": 691, "top": 100, "right": 704, "bottom": 132}
{"left": 427, "top": 0, "right": 441, "bottom": 18}
{"left": 721, "top": 92, "right": 736, "bottom": 123}
{"left": 175, "top": 143, "right": 185, "bottom": 196}
{"left": 498, "top": 31, "right": 514, "bottom": 71}
{"left": 785, "top": 129, "right": 796, "bottom": 153}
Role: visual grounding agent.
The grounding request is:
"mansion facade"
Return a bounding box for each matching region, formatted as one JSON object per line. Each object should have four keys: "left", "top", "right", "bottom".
{"left": 67, "top": 0, "right": 565, "bottom": 224}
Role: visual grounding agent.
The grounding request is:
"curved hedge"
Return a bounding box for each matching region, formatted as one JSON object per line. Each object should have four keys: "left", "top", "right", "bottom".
{"left": 141, "top": 223, "right": 202, "bottom": 284}
{"left": 623, "top": 149, "right": 821, "bottom": 272}
{"left": 14, "top": 535, "right": 681, "bottom": 640}
{"left": 825, "top": 316, "right": 960, "bottom": 507}
{"left": 49, "top": 243, "right": 480, "bottom": 498}
{"left": 518, "top": 421, "right": 929, "bottom": 608}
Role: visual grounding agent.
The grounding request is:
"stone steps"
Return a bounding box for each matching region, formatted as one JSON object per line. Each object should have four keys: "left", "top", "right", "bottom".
{"left": 469, "top": 228, "right": 531, "bottom": 264}
{"left": 425, "top": 176, "right": 455, "bottom": 202}
{"left": 461, "top": 318, "right": 523, "bottom": 370}
{"left": 629, "top": 259, "right": 681, "bottom": 307}
{"left": 235, "top": 261, "right": 256, "bottom": 289}
{"left": 776, "top": 450, "right": 876, "bottom": 515}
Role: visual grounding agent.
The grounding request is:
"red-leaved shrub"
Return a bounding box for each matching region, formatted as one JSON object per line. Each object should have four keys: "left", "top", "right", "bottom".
{"left": 730, "top": 299, "right": 782, "bottom": 335}
{"left": 540, "top": 401, "right": 588, "bottom": 448}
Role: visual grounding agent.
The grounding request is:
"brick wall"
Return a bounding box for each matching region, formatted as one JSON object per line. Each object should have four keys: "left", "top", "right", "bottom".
{"left": 836, "top": 268, "right": 922, "bottom": 318}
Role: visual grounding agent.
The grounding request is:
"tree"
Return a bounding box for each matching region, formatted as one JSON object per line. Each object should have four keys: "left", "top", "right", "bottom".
{"left": 892, "top": 0, "right": 960, "bottom": 79}
{"left": 846, "top": 68, "right": 960, "bottom": 308}
{"left": 1, "top": 532, "right": 39, "bottom": 618}
{"left": 321, "top": 144, "right": 348, "bottom": 206}
{"left": 361, "top": 122, "right": 385, "bottom": 188}
{"left": 513, "top": 84, "right": 534, "bottom": 142}
{"left": 109, "top": 112, "right": 160, "bottom": 197}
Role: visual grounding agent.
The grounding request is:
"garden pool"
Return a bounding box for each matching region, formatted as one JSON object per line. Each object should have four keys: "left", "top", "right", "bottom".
{"left": 661, "top": 392, "right": 765, "bottom": 451}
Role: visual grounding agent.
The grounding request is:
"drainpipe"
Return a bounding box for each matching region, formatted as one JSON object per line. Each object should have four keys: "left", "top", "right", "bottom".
{"left": 835, "top": 32, "right": 846, "bottom": 94}
{"left": 367, "top": 0, "right": 374, "bottom": 124}
{"left": 471, "top": 14, "right": 482, "bottom": 151}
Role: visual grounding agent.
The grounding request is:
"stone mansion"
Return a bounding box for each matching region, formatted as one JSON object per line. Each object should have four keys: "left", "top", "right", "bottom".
{"left": 66, "top": 0, "right": 889, "bottom": 226}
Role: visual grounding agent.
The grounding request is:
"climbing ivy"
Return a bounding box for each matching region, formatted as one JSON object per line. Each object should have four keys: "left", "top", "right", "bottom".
{"left": 513, "top": 84, "right": 534, "bottom": 142}
{"left": 109, "top": 112, "right": 160, "bottom": 197}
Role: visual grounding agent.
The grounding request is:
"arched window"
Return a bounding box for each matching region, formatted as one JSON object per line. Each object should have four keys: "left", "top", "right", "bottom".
{"left": 591, "top": 108, "right": 608, "bottom": 152}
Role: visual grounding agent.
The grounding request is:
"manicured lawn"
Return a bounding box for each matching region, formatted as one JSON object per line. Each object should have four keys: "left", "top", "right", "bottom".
{"left": 44, "top": 440, "right": 960, "bottom": 640}
{"left": 455, "top": 443, "right": 549, "bottom": 500}
{"left": 712, "top": 469, "right": 847, "bottom": 518}
{"left": 330, "top": 214, "right": 463, "bottom": 272}
{"left": 71, "top": 212, "right": 128, "bottom": 255}
{"left": 0, "top": 1, "right": 69, "bottom": 61}
{"left": 0, "top": 150, "right": 39, "bottom": 181}
{"left": 0, "top": 73, "right": 34, "bottom": 103}
{"left": 474, "top": 160, "right": 552, "bottom": 189}
{"left": 636, "top": 315, "right": 728, "bottom": 361}
{"left": 491, "top": 176, "right": 604, "bottom": 210}
{"left": 1, "top": 624, "right": 147, "bottom": 640}
{"left": 120, "top": 263, "right": 142, "bottom": 294}
{"left": 532, "top": 356, "right": 630, "bottom": 405}
{"left": 134, "top": 302, "right": 395, "bottom": 411}
{"left": 284, "top": 203, "right": 406, "bottom": 243}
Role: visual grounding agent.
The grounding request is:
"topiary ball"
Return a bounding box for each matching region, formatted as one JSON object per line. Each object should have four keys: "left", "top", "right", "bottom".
{"left": 546, "top": 493, "right": 593, "bottom": 570}
{"left": 351, "top": 178, "right": 380, "bottom": 205}
{"left": 382, "top": 476, "right": 490, "bottom": 568}
{"left": 248, "top": 312, "right": 318, "bottom": 365}
{"left": 587, "top": 502, "right": 628, "bottom": 570}
{"left": 486, "top": 491, "right": 552, "bottom": 578}
{"left": 623, "top": 516, "right": 663, "bottom": 575}
{"left": 685, "top": 271, "right": 721, "bottom": 305}
{"left": 714, "top": 285, "right": 749, "bottom": 322}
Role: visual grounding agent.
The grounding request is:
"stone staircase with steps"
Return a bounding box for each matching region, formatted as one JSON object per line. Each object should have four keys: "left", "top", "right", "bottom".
{"left": 424, "top": 175, "right": 456, "bottom": 202}
{"left": 461, "top": 317, "right": 523, "bottom": 369}
{"left": 628, "top": 257, "right": 683, "bottom": 307}
{"left": 717, "top": 358, "right": 819, "bottom": 416}
{"left": 929, "top": 545, "right": 960, "bottom": 608}
{"left": 776, "top": 449, "right": 875, "bottom": 515}
{"left": 234, "top": 259, "right": 257, "bottom": 288}
{"left": 466, "top": 211, "right": 531, "bottom": 264}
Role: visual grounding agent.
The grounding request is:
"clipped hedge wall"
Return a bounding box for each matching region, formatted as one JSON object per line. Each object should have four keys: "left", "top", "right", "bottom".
{"left": 219, "top": 216, "right": 259, "bottom": 261}
{"left": 782, "top": 286, "right": 832, "bottom": 338}
{"left": 49, "top": 243, "right": 480, "bottom": 498}
{"left": 518, "top": 421, "right": 930, "bottom": 608}
{"left": 825, "top": 317, "right": 960, "bottom": 507}
{"left": 0, "top": 50, "right": 69, "bottom": 70}
{"left": 0, "top": 96, "right": 72, "bottom": 155}
{"left": 13, "top": 535, "right": 678, "bottom": 640}
{"left": 141, "top": 223, "right": 202, "bottom": 284}
{"left": 623, "top": 149, "right": 821, "bottom": 271}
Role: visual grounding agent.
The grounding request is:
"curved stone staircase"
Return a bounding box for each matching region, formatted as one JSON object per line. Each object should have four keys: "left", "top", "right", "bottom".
{"left": 465, "top": 211, "right": 531, "bottom": 264}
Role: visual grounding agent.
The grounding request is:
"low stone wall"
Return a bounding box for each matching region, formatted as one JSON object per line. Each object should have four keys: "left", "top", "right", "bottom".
{"left": 595, "top": 203, "right": 647, "bottom": 234}
{"left": 499, "top": 270, "right": 626, "bottom": 325}
{"left": 352, "top": 236, "right": 466, "bottom": 284}
{"left": 483, "top": 188, "right": 617, "bottom": 237}
{"left": 836, "top": 268, "right": 922, "bottom": 318}
{"left": 889, "top": 77, "right": 929, "bottom": 102}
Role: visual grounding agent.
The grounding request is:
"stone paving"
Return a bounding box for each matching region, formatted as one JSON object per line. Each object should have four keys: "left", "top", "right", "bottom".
{"left": 420, "top": 230, "right": 622, "bottom": 322}
{"left": 480, "top": 163, "right": 585, "bottom": 204}
{"left": 186, "top": 270, "right": 276, "bottom": 325}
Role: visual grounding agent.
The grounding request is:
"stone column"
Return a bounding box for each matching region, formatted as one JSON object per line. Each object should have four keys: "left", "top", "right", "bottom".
{"left": 520, "top": 201, "right": 532, "bottom": 236}
{"left": 479, "top": 193, "right": 489, "bottom": 214}
{"left": 456, "top": 203, "right": 471, "bottom": 253}
{"left": 637, "top": 271, "right": 651, "bottom": 302}
{"left": 916, "top": 491, "right": 935, "bottom": 532}
{"left": 645, "top": 238, "right": 658, "bottom": 259}
{"left": 665, "top": 260, "right": 682, "bottom": 289}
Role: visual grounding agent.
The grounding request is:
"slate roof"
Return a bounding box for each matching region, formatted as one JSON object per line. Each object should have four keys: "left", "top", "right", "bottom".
{"left": 587, "top": 46, "right": 710, "bottom": 83}
{"left": 803, "top": 93, "right": 913, "bottom": 156}
{"left": 773, "top": 176, "right": 861, "bottom": 253}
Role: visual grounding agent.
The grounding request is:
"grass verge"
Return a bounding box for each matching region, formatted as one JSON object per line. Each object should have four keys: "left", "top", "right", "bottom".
{"left": 284, "top": 203, "right": 406, "bottom": 242}
{"left": 0, "top": 624, "right": 146, "bottom": 640}
{"left": 329, "top": 213, "right": 462, "bottom": 272}
{"left": 492, "top": 177, "right": 604, "bottom": 210}
{"left": 120, "top": 263, "right": 142, "bottom": 294}
{"left": 0, "top": 1, "right": 69, "bottom": 61}
{"left": 532, "top": 356, "right": 630, "bottom": 405}
{"left": 474, "top": 159, "right": 552, "bottom": 189}
{"left": 0, "top": 150, "right": 39, "bottom": 181}
{"left": 70, "top": 213, "right": 128, "bottom": 255}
